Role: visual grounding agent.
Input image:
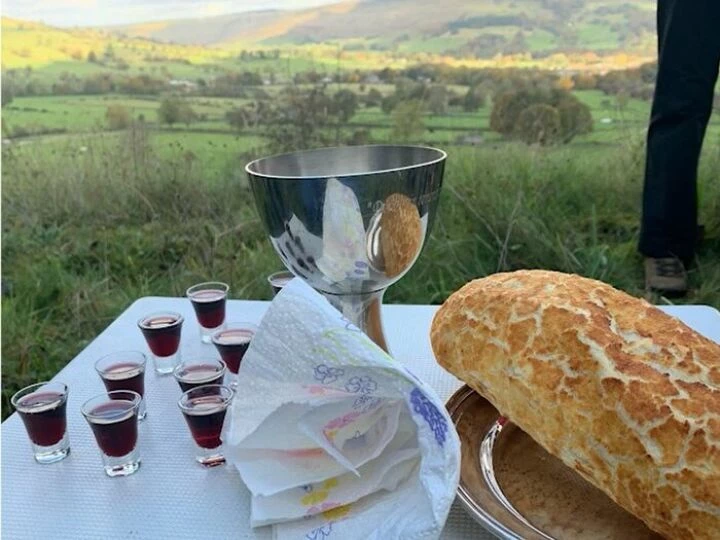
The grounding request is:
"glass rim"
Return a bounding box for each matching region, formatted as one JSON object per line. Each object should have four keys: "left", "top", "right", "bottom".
{"left": 177, "top": 384, "right": 234, "bottom": 412}
{"left": 137, "top": 311, "right": 184, "bottom": 329}
{"left": 94, "top": 351, "right": 147, "bottom": 375}
{"left": 211, "top": 323, "right": 259, "bottom": 345}
{"left": 186, "top": 281, "right": 230, "bottom": 298}
{"left": 173, "top": 357, "right": 227, "bottom": 382}
{"left": 11, "top": 381, "right": 68, "bottom": 409}
{"left": 266, "top": 270, "right": 294, "bottom": 284}
{"left": 81, "top": 390, "right": 142, "bottom": 420}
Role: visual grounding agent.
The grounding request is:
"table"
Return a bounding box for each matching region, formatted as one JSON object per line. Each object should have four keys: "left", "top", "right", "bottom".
{"left": 3, "top": 298, "right": 719, "bottom": 540}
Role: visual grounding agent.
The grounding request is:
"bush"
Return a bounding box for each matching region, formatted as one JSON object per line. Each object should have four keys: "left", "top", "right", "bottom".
{"left": 105, "top": 105, "right": 131, "bottom": 130}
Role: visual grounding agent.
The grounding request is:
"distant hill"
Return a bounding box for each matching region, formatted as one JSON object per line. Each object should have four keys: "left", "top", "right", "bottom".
{"left": 111, "top": 0, "right": 657, "bottom": 57}
{"left": 1, "top": 17, "right": 227, "bottom": 70}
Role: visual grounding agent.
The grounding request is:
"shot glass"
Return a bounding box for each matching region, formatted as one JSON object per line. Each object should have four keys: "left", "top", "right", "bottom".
{"left": 178, "top": 385, "right": 233, "bottom": 467}
{"left": 267, "top": 271, "right": 294, "bottom": 297}
{"left": 95, "top": 351, "right": 147, "bottom": 421}
{"left": 11, "top": 381, "right": 70, "bottom": 464}
{"left": 137, "top": 311, "right": 183, "bottom": 375}
{"left": 173, "top": 357, "right": 226, "bottom": 393}
{"left": 211, "top": 322, "right": 258, "bottom": 389}
{"left": 81, "top": 390, "right": 142, "bottom": 477}
{"left": 186, "top": 281, "right": 229, "bottom": 344}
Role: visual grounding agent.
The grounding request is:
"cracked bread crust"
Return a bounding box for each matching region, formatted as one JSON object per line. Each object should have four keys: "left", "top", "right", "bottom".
{"left": 430, "top": 270, "right": 720, "bottom": 539}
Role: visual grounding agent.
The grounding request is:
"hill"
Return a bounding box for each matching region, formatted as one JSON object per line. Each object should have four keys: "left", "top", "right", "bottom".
{"left": 1, "top": 17, "right": 229, "bottom": 70}
{"left": 111, "top": 0, "right": 658, "bottom": 57}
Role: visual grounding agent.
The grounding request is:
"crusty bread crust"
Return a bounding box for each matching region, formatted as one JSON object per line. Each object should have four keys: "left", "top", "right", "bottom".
{"left": 430, "top": 270, "right": 720, "bottom": 539}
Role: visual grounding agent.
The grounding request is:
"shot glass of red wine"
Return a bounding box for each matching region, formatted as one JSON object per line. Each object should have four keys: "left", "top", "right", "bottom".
{"left": 137, "top": 311, "right": 183, "bottom": 375}
{"left": 95, "top": 351, "right": 147, "bottom": 421}
{"left": 11, "top": 381, "right": 70, "bottom": 464}
{"left": 173, "top": 357, "right": 226, "bottom": 393}
{"left": 211, "top": 322, "right": 259, "bottom": 389}
{"left": 178, "top": 384, "right": 233, "bottom": 467}
{"left": 81, "top": 390, "right": 142, "bottom": 477}
{"left": 186, "top": 281, "right": 229, "bottom": 344}
{"left": 267, "top": 271, "right": 294, "bottom": 297}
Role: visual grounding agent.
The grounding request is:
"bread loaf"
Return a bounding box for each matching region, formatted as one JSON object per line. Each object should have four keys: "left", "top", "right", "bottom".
{"left": 430, "top": 270, "right": 720, "bottom": 539}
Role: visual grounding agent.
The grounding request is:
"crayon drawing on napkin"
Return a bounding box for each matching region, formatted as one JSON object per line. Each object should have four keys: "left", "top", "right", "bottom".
{"left": 222, "top": 279, "right": 460, "bottom": 540}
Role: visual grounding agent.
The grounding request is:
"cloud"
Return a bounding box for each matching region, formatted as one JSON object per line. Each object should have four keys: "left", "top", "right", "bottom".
{"left": 2, "top": 0, "right": 337, "bottom": 27}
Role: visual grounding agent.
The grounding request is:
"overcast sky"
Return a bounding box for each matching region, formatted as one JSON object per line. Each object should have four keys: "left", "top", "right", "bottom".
{"left": 2, "top": 0, "right": 339, "bottom": 27}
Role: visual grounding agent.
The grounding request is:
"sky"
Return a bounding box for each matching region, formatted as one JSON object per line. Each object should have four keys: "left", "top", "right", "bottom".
{"left": 1, "top": 0, "right": 340, "bottom": 27}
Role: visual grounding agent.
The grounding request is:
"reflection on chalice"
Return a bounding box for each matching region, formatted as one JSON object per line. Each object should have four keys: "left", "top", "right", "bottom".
{"left": 246, "top": 145, "right": 446, "bottom": 353}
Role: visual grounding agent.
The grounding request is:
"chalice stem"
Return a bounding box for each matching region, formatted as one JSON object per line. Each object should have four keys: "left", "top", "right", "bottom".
{"left": 323, "top": 289, "right": 389, "bottom": 353}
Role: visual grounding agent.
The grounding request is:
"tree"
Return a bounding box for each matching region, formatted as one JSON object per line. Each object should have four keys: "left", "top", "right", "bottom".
{"left": 462, "top": 87, "right": 485, "bottom": 112}
{"left": 157, "top": 97, "right": 182, "bottom": 126}
{"left": 87, "top": 50, "right": 98, "bottom": 63}
{"left": 225, "top": 107, "right": 249, "bottom": 132}
{"left": 365, "top": 88, "right": 383, "bottom": 107}
{"left": 427, "top": 84, "right": 448, "bottom": 116}
{"left": 490, "top": 90, "right": 542, "bottom": 136}
{"left": 105, "top": 105, "right": 131, "bottom": 130}
{"left": 1, "top": 78, "right": 14, "bottom": 107}
{"left": 332, "top": 89, "right": 358, "bottom": 123}
{"left": 557, "top": 99, "right": 593, "bottom": 142}
{"left": 262, "top": 87, "right": 336, "bottom": 152}
{"left": 178, "top": 102, "right": 198, "bottom": 127}
{"left": 515, "top": 104, "right": 561, "bottom": 146}
{"left": 391, "top": 99, "right": 425, "bottom": 142}
{"left": 381, "top": 94, "right": 399, "bottom": 114}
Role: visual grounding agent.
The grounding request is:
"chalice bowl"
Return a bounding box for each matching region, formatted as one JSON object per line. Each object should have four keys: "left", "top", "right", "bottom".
{"left": 246, "top": 145, "right": 446, "bottom": 353}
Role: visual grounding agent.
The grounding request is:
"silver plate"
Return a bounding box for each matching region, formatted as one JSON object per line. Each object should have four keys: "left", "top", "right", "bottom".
{"left": 446, "top": 385, "right": 661, "bottom": 540}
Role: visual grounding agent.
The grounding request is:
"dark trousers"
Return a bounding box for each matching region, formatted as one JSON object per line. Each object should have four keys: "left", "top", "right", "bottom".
{"left": 640, "top": 0, "right": 720, "bottom": 263}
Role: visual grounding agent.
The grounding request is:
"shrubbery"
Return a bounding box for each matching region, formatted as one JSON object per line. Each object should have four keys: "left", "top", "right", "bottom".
{"left": 490, "top": 88, "right": 593, "bottom": 145}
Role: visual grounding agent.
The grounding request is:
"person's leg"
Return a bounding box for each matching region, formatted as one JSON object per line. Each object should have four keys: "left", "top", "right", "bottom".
{"left": 640, "top": 0, "right": 720, "bottom": 266}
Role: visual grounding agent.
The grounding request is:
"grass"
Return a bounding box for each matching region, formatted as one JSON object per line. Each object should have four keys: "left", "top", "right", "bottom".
{"left": 3, "top": 123, "right": 720, "bottom": 420}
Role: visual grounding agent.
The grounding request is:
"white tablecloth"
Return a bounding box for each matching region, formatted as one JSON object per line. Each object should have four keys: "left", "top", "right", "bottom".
{"left": 2, "top": 298, "right": 719, "bottom": 540}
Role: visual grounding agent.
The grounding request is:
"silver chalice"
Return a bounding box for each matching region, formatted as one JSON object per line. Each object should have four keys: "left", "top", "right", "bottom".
{"left": 246, "top": 145, "right": 446, "bottom": 352}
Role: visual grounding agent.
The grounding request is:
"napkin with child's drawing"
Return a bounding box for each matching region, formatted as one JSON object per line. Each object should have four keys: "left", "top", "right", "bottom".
{"left": 222, "top": 278, "right": 460, "bottom": 540}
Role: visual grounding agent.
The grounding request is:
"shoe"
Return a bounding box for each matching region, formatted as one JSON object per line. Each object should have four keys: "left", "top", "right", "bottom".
{"left": 644, "top": 257, "right": 688, "bottom": 296}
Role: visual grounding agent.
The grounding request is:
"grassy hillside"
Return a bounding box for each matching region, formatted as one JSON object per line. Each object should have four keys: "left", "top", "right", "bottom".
{"left": 1, "top": 17, "right": 230, "bottom": 70}
{"left": 111, "top": 0, "right": 657, "bottom": 58}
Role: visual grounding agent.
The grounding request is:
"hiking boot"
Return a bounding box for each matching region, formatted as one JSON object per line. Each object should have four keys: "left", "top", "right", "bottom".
{"left": 644, "top": 257, "right": 688, "bottom": 296}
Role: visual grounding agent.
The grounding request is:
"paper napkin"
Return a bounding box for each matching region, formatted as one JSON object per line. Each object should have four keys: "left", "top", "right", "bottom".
{"left": 222, "top": 278, "right": 460, "bottom": 540}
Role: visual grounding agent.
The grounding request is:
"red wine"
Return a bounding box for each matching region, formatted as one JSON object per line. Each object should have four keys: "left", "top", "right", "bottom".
{"left": 140, "top": 314, "right": 182, "bottom": 357}
{"left": 16, "top": 392, "right": 67, "bottom": 447}
{"left": 212, "top": 328, "right": 253, "bottom": 374}
{"left": 175, "top": 364, "right": 224, "bottom": 393}
{"left": 182, "top": 396, "right": 228, "bottom": 449}
{"left": 101, "top": 362, "right": 145, "bottom": 397}
{"left": 189, "top": 289, "right": 226, "bottom": 329}
{"left": 87, "top": 401, "right": 138, "bottom": 457}
{"left": 268, "top": 272, "right": 293, "bottom": 296}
